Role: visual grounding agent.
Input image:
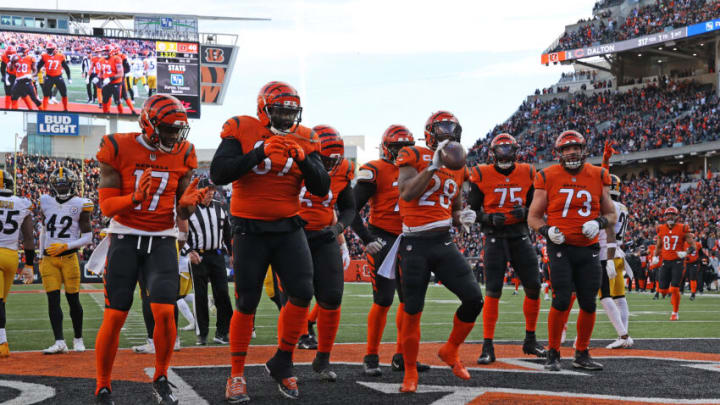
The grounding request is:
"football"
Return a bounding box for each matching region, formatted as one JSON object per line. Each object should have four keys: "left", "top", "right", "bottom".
{"left": 440, "top": 141, "right": 466, "bottom": 170}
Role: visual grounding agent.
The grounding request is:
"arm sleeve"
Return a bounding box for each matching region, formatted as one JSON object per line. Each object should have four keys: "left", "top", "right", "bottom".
{"left": 222, "top": 211, "right": 233, "bottom": 253}
{"left": 36, "top": 58, "right": 44, "bottom": 71}
{"left": 1, "top": 62, "right": 6, "bottom": 77}
{"left": 209, "top": 137, "right": 266, "bottom": 185}
{"left": 67, "top": 232, "right": 92, "bottom": 249}
{"left": 298, "top": 151, "right": 331, "bottom": 197}
{"left": 62, "top": 60, "right": 71, "bottom": 78}
{"left": 350, "top": 181, "right": 377, "bottom": 244}
{"left": 468, "top": 182, "right": 485, "bottom": 212}
{"left": 525, "top": 185, "right": 535, "bottom": 207}
{"left": 335, "top": 184, "right": 356, "bottom": 228}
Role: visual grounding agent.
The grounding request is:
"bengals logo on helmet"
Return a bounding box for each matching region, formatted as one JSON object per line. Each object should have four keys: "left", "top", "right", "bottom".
{"left": 204, "top": 48, "right": 225, "bottom": 63}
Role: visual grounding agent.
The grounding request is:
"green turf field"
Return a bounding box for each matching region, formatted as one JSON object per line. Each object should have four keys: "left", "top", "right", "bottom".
{"left": 5, "top": 282, "right": 719, "bottom": 352}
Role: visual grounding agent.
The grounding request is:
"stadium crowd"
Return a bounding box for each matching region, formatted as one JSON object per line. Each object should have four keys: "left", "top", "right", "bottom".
{"left": 551, "top": 0, "right": 720, "bottom": 53}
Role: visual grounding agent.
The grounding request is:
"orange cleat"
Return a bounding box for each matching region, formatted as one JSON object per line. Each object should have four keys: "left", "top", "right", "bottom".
{"left": 670, "top": 312, "right": 679, "bottom": 321}
{"left": 438, "top": 343, "right": 471, "bottom": 380}
{"left": 399, "top": 368, "right": 418, "bottom": 393}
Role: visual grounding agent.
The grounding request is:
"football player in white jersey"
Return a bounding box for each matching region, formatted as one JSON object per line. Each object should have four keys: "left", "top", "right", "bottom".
{"left": 39, "top": 168, "right": 94, "bottom": 354}
{"left": 129, "top": 53, "right": 147, "bottom": 97}
{"left": 598, "top": 174, "right": 633, "bottom": 349}
{"left": 0, "top": 170, "right": 36, "bottom": 357}
{"left": 143, "top": 52, "right": 157, "bottom": 96}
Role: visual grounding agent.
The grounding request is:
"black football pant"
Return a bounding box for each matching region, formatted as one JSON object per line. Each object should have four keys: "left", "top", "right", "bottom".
{"left": 11, "top": 78, "right": 41, "bottom": 106}
{"left": 101, "top": 82, "right": 121, "bottom": 104}
{"left": 366, "top": 228, "right": 403, "bottom": 307}
{"left": 307, "top": 232, "right": 344, "bottom": 309}
{"left": 399, "top": 232, "right": 483, "bottom": 323}
{"left": 686, "top": 261, "right": 700, "bottom": 291}
{"left": 483, "top": 234, "right": 540, "bottom": 298}
{"left": 232, "top": 227, "right": 313, "bottom": 314}
{"left": 659, "top": 259, "right": 684, "bottom": 290}
{"left": 191, "top": 251, "right": 232, "bottom": 338}
{"left": 103, "top": 234, "right": 179, "bottom": 311}
{"left": 42, "top": 76, "right": 67, "bottom": 98}
{"left": 546, "top": 243, "right": 601, "bottom": 313}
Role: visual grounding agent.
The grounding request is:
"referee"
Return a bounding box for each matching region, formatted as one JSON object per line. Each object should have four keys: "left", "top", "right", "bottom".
{"left": 187, "top": 178, "right": 233, "bottom": 345}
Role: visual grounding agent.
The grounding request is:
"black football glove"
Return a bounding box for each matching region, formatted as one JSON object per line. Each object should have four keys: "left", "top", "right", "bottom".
{"left": 319, "top": 222, "right": 344, "bottom": 241}
{"left": 480, "top": 212, "right": 506, "bottom": 227}
{"left": 509, "top": 205, "right": 528, "bottom": 220}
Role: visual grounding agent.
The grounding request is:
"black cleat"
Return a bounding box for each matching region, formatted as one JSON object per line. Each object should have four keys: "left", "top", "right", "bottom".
{"left": 95, "top": 387, "right": 114, "bottom": 405}
{"left": 297, "top": 334, "right": 318, "bottom": 350}
{"left": 196, "top": 335, "right": 207, "bottom": 346}
{"left": 476, "top": 340, "right": 496, "bottom": 365}
{"left": 653, "top": 292, "right": 659, "bottom": 300}
{"left": 363, "top": 354, "right": 382, "bottom": 376}
{"left": 265, "top": 352, "right": 299, "bottom": 399}
{"left": 213, "top": 333, "right": 229, "bottom": 345}
{"left": 523, "top": 335, "right": 547, "bottom": 358}
{"left": 312, "top": 352, "right": 337, "bottom": 382}
{"left": 152, "top": 376, "right": 179, "bottom": 405}
{"left": 690, "top": 293, "right": 696, "bottom": 301}
{"left": 390, "top": 353, "right": 430, "bottom": 372}
{"left": 572, "top": 349, "right": 603, "bottom": 370}
{"left": 544, "top": 348, "right": 561, "bottom": 371}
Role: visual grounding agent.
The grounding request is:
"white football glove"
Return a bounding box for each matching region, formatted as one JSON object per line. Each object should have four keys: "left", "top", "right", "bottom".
{"left": 548, "top": 226, "right": 565, "bottom": 245}
{"left": 92, "top": 76, "right": 99, "bottom": 85}
{"left": 676, "top": 251, "right": 687, "bottom": 259}
{"left": 67, "top": 78, "right": 72, "bottom": 84}
{"left": 429, "top": 139, "right": 450, "bottom": 171}
{"left": 459, "top": 208, "right": 477, "bottom": 233}
{"left": 102, "top": 77, "right": 110, "bottom": 86}
{"left": 365, "top": 238, "right": 387, "bottom": 255}
{"left": 606, "top": 260, "right": 617, "bottom": 279}
{"left": 4, "top": 77, "right": 9, "bottom": 87}
{"left": 650, "top": 256, "right": 660, "bottom": 266}
{"left": 582, "top": 220, "right": 600, "bottom": 239}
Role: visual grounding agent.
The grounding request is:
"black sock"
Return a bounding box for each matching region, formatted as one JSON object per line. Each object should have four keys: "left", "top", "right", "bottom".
{"left": 47, "top": 290, "right": 64, "bottom": 341}
{"left": 142, "top": 295, "right": 154, "bottom": 339}
{"left": 66, "top": 292, "right": 83, "bottom": 339}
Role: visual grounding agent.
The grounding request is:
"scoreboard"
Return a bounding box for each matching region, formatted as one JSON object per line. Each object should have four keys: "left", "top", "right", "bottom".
{"left": 156, "top": 41, "right": 201, "bottom": 118}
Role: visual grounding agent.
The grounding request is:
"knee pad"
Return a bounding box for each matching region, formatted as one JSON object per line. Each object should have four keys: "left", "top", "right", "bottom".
{"left": 316, "top": 291, "right": 342, "bottom": 309}
{"left": 551, "top": 293, "right": 571, "bottom": 312}
{"left": 372, "top": 287, "right": 394, "bottom": 307}
{"left": 577, "top": 296, "right": 597, "bottom": 313}
{"left": 456, "top": 296, "right": 484, "bottom": 323}
{"left": 524, "top": 288, "right": 540, "bottom": 300}
{"left": 235, "top": 291, "right": 262, "bottom": 314}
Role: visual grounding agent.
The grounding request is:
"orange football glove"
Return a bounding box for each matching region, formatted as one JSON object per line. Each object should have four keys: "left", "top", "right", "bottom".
{"left": 133, "top": 168, "right": 153, "bottom": 203}
{"left": 179, "top": 178, "right": 205, "bottom": 208}
{"left": 285, "top": 140, "right": 306, "bottom": 162}
{"left": 46, "top": 243, "right": 69, "bottom": 257}
{"left": 263, "top": 136, "right": 288, "bottom": 158}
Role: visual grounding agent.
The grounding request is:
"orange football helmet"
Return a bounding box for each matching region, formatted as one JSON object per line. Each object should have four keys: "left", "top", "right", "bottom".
{"left": 46, "top": 42, "right": 56, "bottom": 55}
{"left": 424, "top": 111, "right": 461, "bottom": 150}
{"left": 490, "top": 133, "right": 519, "bottom": 169}
{"left": 315, "top": 125, "right": 344, "bottom": 171}
{"left": 139, "top": 94, "right": 190, "bottom": 153}
{"left": 381, "top": 125, "right": 414, "bottom": 162}
{"left": 257, "top": 81, "right": 302, "bottom": 135}
{"left": 555, "top": 130, "right": 586, "bottom": 170}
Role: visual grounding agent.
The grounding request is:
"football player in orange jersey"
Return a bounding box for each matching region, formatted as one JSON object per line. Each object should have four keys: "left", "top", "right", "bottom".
{"left": 468, "top": 133, "right": 546, "bottom": 365}
{"left": 351, "top": 125, "right": 431, "bottom": 376}
{"left": 8, "top": 44, "right": 42, "bottom": 111}
{"left": 36, "top": 42, "right": 72, "bottom": 111}
{"left": 650, "top": 206, "right": 695, "bottom": 320}
{"left": 1, "top": 46, "right": 17, "bottom": 107}
{"left": 94, "top": 94, "right": 207, "bottom": 405}
{"left": 297, "top": 125, "right": 355, "bottom": 382}
{"left": 528, "top": 130, "right": 616, "bottom": 372}
{"left": 210, "top": 81, "right": 330, "bottom": 402}
{"left": 647, "top": 244, "right": 662, "bottom": 296}
{"left": 96, "top": 45, "right": 124, "bottom": 114}
{"left": 685, "top": 239, "right": 703, "bottom": 300}
{"left": 394, "top": 111, "right": 483, "bottom": 393}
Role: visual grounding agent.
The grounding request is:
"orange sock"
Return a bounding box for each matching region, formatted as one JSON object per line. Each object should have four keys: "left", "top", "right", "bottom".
{"left": 395, "top": 303, "right": 404, "bottom": 354}
{"left": 575, "top": 309, "right": 596, "bottom": 352}
{"left": 547, "top": 307, "right": 564, "bottom": 350}
{"left": 690, "top": 281, "right": 697, "bottom": 294}
{"left": 150, "top": 303, "right": 176, "bottom": 380}
{"left": 125, "top": 97, "right": 135, "bottom": 113}
{"left": 230, "top": 311, "right": 254, "bottom": 378}
{"left": 670, "top": 286, "right": 680, "bottom": 313}
{"left": 366, "top": 303, "right": 390, "bottom": 356}
{"left": 4, "top": 95, "right": 9, "bottom": 107}
{"left": 523, "top": 297, "right": 540, "bottom": 333}
{"left": 514, "top": 279, "right": 520, "bottom": 291}
{"left": 561, "top": 294, "right": 576, "bottom": 327}
{"left": 317, "top": 306, "right": 341, "bottom": 354}
{"left": 307, "top": 303, "right": 319, "bottom": 324}
{"left": 62, "top": 96, "right": 68, "bottom": 111}
{"left": 447, "top": 313, "right": 475, "bottom": 349}
{"left": 42, "top": 97, "right": 48, "bottom": 111}
{"left": 95, "top": 308, "right": 128, "bottom": 394}
{"left": 10, "top": 99, "right": 17, "bottom": 109}
{"left": 639, "top": 280, "right": 646, "bottom": 290}
{"left": 482, "top": 296, "right": 499, "bottom": 339}
{"left": 400, "top": 311, "right": 422, "bottom": 371}
{"left": 117, "top": 103, "right": 124, "bottom": 114}
{"left": 102, "top": 101, "right": 111, "bottom": 113}
{"left": 278, "top": 302, "right": 308, "bottom": 352}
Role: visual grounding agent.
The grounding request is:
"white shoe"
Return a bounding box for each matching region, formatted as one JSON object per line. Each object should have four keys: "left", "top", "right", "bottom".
{"left": 181, "top": 322, "right": 196, "bottom": 332}
{"left": 132, "top": 339, "right": 155, "bottom": 354}
{"left": 606, "top": 337, "right": 628, "bottom": 349}
{"left": 174, "top": 336, "right": 181, "bottom": 351}
{"left": 73, "top": 338, "right": 86, "bottom": 352}
{"left": 623, "top": 336, "right": 634, "bottom": 348}
{"left": 43, "top": 340, "right": 69, "bottom": 354}
{"left": 49, "top": 97, "right": 58, "bottom": 104}
{"left": 252, "top": 327, "right": 256, "bottom": 339}
{"left": 561, "top": 327, "right": 567, "bottom": 344}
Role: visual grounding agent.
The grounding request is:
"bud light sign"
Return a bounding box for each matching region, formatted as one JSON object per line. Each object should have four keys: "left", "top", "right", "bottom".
{"left": 37, "top": 113, "right": 79, "bottom": 136}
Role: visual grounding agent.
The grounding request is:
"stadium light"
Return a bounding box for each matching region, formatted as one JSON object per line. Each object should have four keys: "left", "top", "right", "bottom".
{"left": 658, "top": 60, "right": 663, "bottom": 63}
{"left": 658, "top": 47, "right": 663, "bottom": 50}
{"left": 693, "top": 53, "right": 697, "bottom": 56}
{"left": 639, "top": 159, "right": 648, "bottom": 163}
{"left": 700, "top": 43, "right": 705, "bottom": 46}
{"left": 673, "top": 48, "right": 677, "bottom": 51}
{"left": 638, "top": 53, "right": 642, "bottom": 57}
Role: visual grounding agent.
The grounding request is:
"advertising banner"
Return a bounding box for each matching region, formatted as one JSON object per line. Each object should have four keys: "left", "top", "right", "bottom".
{"left": 37, "top": 113, "right": 79, "bottom": 136}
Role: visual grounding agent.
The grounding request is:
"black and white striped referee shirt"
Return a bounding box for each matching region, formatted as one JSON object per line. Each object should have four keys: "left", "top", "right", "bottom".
{"left": 187, "top": 199, "right": 232, "bottom": 253}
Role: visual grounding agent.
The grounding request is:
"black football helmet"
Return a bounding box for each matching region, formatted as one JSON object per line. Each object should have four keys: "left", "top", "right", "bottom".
{"left": 0, "top": 169, "right": 13, "bottom": 195}
{"left": 50, "top": 167, "right": 78, "bottom": 200}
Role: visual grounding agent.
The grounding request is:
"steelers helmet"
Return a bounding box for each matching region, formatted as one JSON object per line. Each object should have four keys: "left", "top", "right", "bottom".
{"left": 0, "top": 169, "right": 13, "bottom": 194}
{"left": 609, "top": 174, "right": 621, "bottom": 200}
{"left": 50, "top": 167, "right": 78, "bottom": 200}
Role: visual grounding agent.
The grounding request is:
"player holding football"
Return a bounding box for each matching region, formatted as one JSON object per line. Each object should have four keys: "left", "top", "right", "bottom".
{"left": 351, "top": 125, "right": 431, "bottom": 376}
{"left": 94, "top": 94, "right": 207, "bottom": 405}
{"left": 1, "top": 46, "right": 17, "bottom": 107}
{"left": 36, "top": 42, "right": 72, "bottom": 111}
{"left": 210, "top": 81, "right": 330, "bottom": 402}
{"left": 651, "top": 206, "right": 695, "bottom": 320}
{"left": 468, "top": 133, "right": 546, "bottom": 365}
{"left": 298, "top": 125, "right": 355, "bottom": 382}
{"left": 39, "top": 168, "right": 93, "bottom": 354}
{"left": 0, "top": 170, "right": 36, "bottom": 358}
{"left": 395, "top": 111, "right": 483, "bottom": 393}
{"left": 9, "top": 44, "right": 43, "bottom": 111}
{"left": 528, "top": 130, "right": 616, "bottom": 371}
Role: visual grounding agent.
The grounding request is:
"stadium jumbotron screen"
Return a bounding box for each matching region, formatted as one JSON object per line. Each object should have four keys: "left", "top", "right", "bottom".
{"left": 0, "top": 30, "right": 200, "bottom": 118}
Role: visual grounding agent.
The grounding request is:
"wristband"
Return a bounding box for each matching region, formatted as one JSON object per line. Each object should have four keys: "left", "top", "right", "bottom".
{"left": 538, "top": 225, "right": 550, "bottom": 238}
{"left": 594, "top": 216, "right": 609, "bottom": 229}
